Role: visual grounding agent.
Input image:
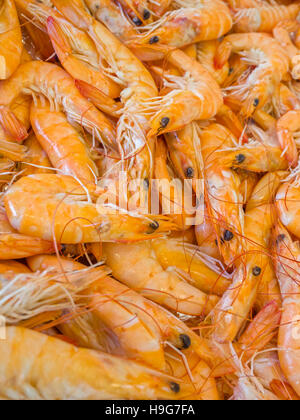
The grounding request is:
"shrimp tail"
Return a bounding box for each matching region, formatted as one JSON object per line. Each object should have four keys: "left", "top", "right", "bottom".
{"left": 46, "top": 16, "right": 72, "bottom": 61}
{"left": 0, "top": 107, "right": 28, "bottom": 142}
{"left": 75, "top": 80, "right": 122, "bottom": 117}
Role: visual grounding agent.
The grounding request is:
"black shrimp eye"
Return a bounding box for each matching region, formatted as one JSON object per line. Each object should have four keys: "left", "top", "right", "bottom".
{"left": 60, "top": 244, "right": 67, "bottom": 254}
{"left": 253, "top": 98, "right": 260, "bottom": 107}
{"left": 144, "top": 178, "right": 150, "bottom": 189}
{"left": 228, "top": 67, "right": 234, "bottom": 75}
{"left": 277, "top": 234, "right": 286, "bottom": 244}
{"left": 186, "top": 167, "right": 194, "bottom": 178}
{"left": 143, "top": 9, "right": 151, "bottom": 20}
{"left": 179, "top": 334, "right": 191, "bottom": 349}
{"left": 224, "top": 230, "right": 234, "bottom": 241}
{"left": 132, "top": 17, "right": 143, "bottom": 26}
{"left": 215, "top": 239, "right": 218, "bottom": 246}
{"left": 252, "top": 266, "right": 262, "bottom": 277}
{"left": 149, "top": 221, "right": 159, "bottom": 231}
{"left": 170, "top": 382, "right": 181, "bottom": 393}
{"left": 149, "top": 36, "right": 159, "bottom": 44}
{"left": 236, "top": 154, "right": 246, "bottom": 164}
{"left": 160, "top": 117, "right": 170, "bottom": 128}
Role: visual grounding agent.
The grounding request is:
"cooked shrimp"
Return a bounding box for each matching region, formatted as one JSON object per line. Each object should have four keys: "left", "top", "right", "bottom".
{"left": 0, "top": 61, "right": 116, "bottom": 148}
{"left": 211, "top": 300, "right": 281, "bottom": 377}
{"left": 151, "top": 238, "right": 232, "bottom": 296}
{"left": 0, "top": 0, "right": 23, "bottom": 79}
{"left": 146, "top": 49, "right": 223, "bottom": 136}
{"left": 132, "top": 0, "right": 232, "bottom": 53}
{"left": 232, "top": 2, "right": 300, "bottom": 33}
{"left": 220, "top": 143, "right": 289, "bottom": 172}
{"left": 28, "top": 254, "right": 220, "bottom": 388}
{"left": 275, "top": 226, "right": 300, "bottom": 397}
{"left": 52, "top": 0, "right": 159, "bottom": 205}
{"left": 215, "top": 33, "right": 290, "bottom": 117}
{"left": 28, "top": 255, "right": 166, "bottom": 370}
{"left": 103, "top": 241, "right": 219, "bottom": 316}
{"left": 46, "top": 16, "right": 121, "bottom": 98}
{"left": 0, "top": 208, "right": 55, "bottom": 259}
{"left": 201, "top": 123, "right": 244, "bottom": 266}
{"left": 0, "top": 327, "right": 188, "bottom": 400}
{"left": 4, "top": 174, "right": 175, "bottom": 243}
{"left": 209, "top": 203, "right": 276, "bottom": 343}
{"left": 30, "top": 99, "right": 98, "bottom": 183}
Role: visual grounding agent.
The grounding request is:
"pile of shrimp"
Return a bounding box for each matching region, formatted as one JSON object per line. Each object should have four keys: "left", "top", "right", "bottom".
{"left": 1, "top": 0, "right": 300, "bottom": 401}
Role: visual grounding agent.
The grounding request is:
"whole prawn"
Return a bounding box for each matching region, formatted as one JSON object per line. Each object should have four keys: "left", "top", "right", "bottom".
{"left": 131, "top": 0, "right": 232, "bottom": 53}
{"left": 0, "top": 327, "right": 190, "bottom": 400}
{"left": 103, "top": 241, "right": 219, "bottom": 316}
{"left": 4, "top": 174, "right": 175, "bottom": 243}
{"left": 215, "top": 33, "right": 290, "bottom": 117}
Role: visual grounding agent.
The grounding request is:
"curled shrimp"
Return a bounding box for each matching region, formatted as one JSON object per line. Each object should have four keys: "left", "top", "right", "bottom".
{"left": 215, "top": 33, "right": 290, "bottom": 117}
{"left": 0, "top": 61, "right": 116, "bottom": 148}
{"left": 146, "top": 49, "right": 223, "bottom": 136}
{"left": 0, "top": 0, "right": 23, "bottom": 79}
{"left": 103, "top": 241, "right": 219, "bottom": 316}
{"left": 0, "top": 327, "right": 189, "bottom": 400}
{"left": 30, "top": 98, "right": 99, "bottom": 183}
{"left": 4, "top": 173, "right": 175, "bottom": 243}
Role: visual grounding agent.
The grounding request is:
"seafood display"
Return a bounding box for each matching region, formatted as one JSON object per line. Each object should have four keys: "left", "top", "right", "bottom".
{"left": 1, "top": 0, "right": 300, "bottom": 401}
